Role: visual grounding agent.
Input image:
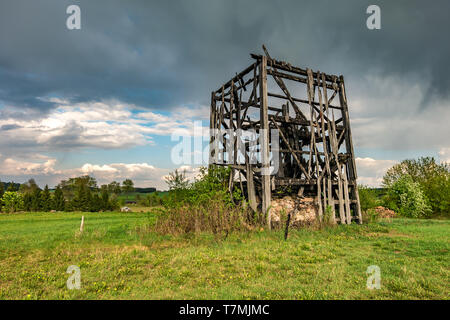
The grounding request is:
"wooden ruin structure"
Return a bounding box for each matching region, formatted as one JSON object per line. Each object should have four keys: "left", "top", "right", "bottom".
{"left": 209, "top": 46, "right": 362, "bottom": 227}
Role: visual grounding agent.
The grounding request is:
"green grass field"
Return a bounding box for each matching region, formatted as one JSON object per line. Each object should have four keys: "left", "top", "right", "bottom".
{"left": 0, "top": 211, "right": 448, "bottom": 300}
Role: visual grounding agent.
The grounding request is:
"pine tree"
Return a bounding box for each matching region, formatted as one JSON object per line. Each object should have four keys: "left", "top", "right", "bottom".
{"left": 7, "top": 182, "right": 17, "bottom": 192}
{"left": 101, "top": 188, "right": 110, "bottom": 211}
{"left": 31, "top": 188, "right": 42, "bottom": 211}
{"left": 91, "top": 194, "right": 101, "bottom": 212}
{"left": 0, "top": 181, "right": 4, "bottom": 208}
{"left": 53, "top": 186, "right": 65, "bottom": 211}
{"left": 0, "top": 181, "right": 4, "bottom": 198}
{"left": 71, "top": 184, "right": 84, "bottom": 211}
{"left": 84, "top": 187, "right": 92, "bottom": 212}
{"left": 23, "top": 193, "right": 32, "bottom": 211}
{"left": 40, "top": 185, "right": 51, "bottom": 211}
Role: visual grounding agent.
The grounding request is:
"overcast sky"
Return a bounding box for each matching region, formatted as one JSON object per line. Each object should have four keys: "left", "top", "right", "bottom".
{"left": 0, "top": 0, "right": 449, "bottom": 189}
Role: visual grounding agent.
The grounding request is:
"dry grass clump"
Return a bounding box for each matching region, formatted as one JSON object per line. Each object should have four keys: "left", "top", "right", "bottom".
{"left": 154, "top": 201, "right": 264, "bottom": 237}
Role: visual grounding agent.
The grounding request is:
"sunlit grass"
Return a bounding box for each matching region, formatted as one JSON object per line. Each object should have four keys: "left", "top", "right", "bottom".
{"left": 0, "top": 211, "right": 448, "bottom": 299}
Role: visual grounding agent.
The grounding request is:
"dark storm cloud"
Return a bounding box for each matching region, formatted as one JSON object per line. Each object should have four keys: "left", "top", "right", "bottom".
{"left": 0, "top": 0, "right": 449, "bottom": 114}
{"left": 0, "top": 123, "right": 21, "bottom": 131}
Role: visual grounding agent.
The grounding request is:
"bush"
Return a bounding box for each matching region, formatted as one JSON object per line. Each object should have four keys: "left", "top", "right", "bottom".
{"left": 358, "top": 185, "right": 379, "bottom": 212}
{"left": 1, "top": 192, "right": 24, "bottom": 213}
{"left": 155, "top": 201, "right": 263, "bottom": 237}
{"left": 383, "top": 157, "right": 449, "bottom": 216}
{"left": 163, "top": 166, "right": 239, "bottom": 208}
{"left": 156, "top": 166, "right": 263, "bottom": 236}
{"left": 138, "top": 192, "right": 163, "bottom": 207}
{"left": 384, "top": 175, "right": 432, "bottom": 218}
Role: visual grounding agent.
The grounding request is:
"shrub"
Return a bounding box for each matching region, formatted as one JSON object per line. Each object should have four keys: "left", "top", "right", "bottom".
{"left": 384, "top": 175, "right": 432, "bottom": 218}
{"left": 1, "top": 192, "right": 24, "bottom": 213}
{"left": 358, "top": 185, "right": 379, "bottom": 212}
{"left": 383, "top": 157, "right": 449, "bottom": 216}
{"left": 164, "top": 169, "right": 189, "bottom": 191}
{"left": 163, "top": 166, "right": 238, "bottom": 208}
{"left": 156, "top": 166, "right": 263, "bottom": 236}
{"left": 139, "top": 192, "right": 162, "bottom": 207}
{"left": 155, "top": 200, "right": 264, "bottom": 237}
{"left": 365, "top": 208, "right": 381, "bottom": 223}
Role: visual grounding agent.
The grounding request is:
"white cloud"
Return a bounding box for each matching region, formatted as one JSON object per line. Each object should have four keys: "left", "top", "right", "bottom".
{"left": 356, "top": 157, "right": 398, "bottom": 187}
{"left": 0, "top": 153, "right": 59, "bottom": 176}
{"left": 438, "top": 147, "right": 450, "bottom": 164}
{"left": 0, "top": 100, "right": 212, "bottom": 157}
{"left": 0, "top": 153, "right": 204, "bottom": 190}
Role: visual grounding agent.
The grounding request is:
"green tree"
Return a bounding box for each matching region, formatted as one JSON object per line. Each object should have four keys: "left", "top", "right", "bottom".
{"left": 109, "top": 194, "right": 119, "bottom": 211}
{"left": 85, "top": 187, "right": 93, "bottom": 211}
{"left": 0, "top": 181, "right": 5, "bottom": 198}
{"left": 23, "top": 193, "right": 32, "bottom": 211}
{"left": 53, "top": 186, "right": 65, "bottom": 211}
{"left": 164, "top": 169, "right": 189, "bottom": 191}
{"left": 100, "top": 187, "right": 110, "bottom": 211}
{"left": 7, "top": 182, "right": 18, "bottom": 192}
{"left": 107, "top": 181, "right": 122, "bottom": 194}
{"left": 122, "top": 179, "right": 134, "bottom": 194}
{"left": 40, "top": 185, "right": 51, "bottom": 211}
{"left": 385, "top": 175, "right": 432, "bottom": 218}
{"left": 71, "top": 184, "right": 93, "bottom": 212}
{"left": 58, "top": 175, "right": 98, "bottom": 200}
{"left": 383, "top": 157, "right": 449, "bottom": 216}
{"left": 1, "top": 192, "right": 24, "bottom": 213}
{"left": 143, "top": 192, "right": 163, "bottom": 207}
{"left": 91, "top": 194, "right": 101, "bottom": 212}
{"left": 30, "top": 188, "right": 42, "bottom": 211}
{"left": 0, "top": 181, "right": 4, "bottom": 208}
{"left": 18, "top": 178, "right": 39, "bottom": 195}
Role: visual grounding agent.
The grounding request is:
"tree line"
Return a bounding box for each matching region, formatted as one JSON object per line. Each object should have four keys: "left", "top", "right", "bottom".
{"left": 0, "top": 176, "right": 136, "bottom": 213}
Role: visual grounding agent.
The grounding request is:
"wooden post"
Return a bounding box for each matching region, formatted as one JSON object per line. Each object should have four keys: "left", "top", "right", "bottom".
{"left": 320, "top": 73, "right": 336, "bottom": 222}
{"left": 80, "top": 216, "right": 85, "bottom": 233}
{"left": 209, "top": 91, "right": 216, "bottom": 168}
{"left": 330, "top": 109, "right": 346, "bottom": 223}
{"left": 339, "top": 76, "right": 362, "bottom": 223}
{"left": 259, "top": 56, "right": 271, "bottom": 229}
{"left": 246, "top": 160, "right": 257, "bottom": 212}
{"left": 354, "top": 185, "right": 363, "bottom": 224}
{"left": 342, "top": 165, "right": 352, "bottom": 224}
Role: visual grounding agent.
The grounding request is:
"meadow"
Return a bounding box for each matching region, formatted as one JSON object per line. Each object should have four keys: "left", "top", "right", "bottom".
{"left": 0, "top": 211, "right": 448, "bottom": 300}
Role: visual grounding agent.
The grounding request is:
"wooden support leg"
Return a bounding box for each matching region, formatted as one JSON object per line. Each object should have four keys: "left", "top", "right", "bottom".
{"left": 353, "top": 184, "right": 363, "bottom": 224}
{"left": 246, "top": 161, "right": 257, "bottom": 212}
{"left": 337, "top": 167, "right": 345, "bottom": 224}
{"left": 259, "top": 56, "right": 271, "bottom": 228}
{"left": 342, "top": 165, "right": 351, "bottom": 224}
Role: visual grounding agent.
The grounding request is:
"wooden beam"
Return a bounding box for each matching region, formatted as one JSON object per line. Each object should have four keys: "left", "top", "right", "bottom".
{"left": 216, "top": 62, "right": 257, "bottom": 93}
{"left": 259, "top": 56, "right": 272, "bottom": 229}
{"left": 261, "top": 45, "right": 308, "bottom": 121}
{"left": 267, "top": 92, "right": 342, "bottom": 110}
{"left": 272, "top": 120, "right": 310, "bottom": 179}
{"left": 251, "top": 53, "right": 339, "bottom": 83}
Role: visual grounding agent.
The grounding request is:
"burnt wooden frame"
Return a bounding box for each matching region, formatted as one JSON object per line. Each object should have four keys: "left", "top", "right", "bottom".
{"left": 209, "top": 50, "right": 362, "bottom": 227}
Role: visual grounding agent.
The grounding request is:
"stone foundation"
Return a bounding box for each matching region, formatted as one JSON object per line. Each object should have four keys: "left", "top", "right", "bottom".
{"left": 270, "top": 195, "right": 318, "bottom": 228}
